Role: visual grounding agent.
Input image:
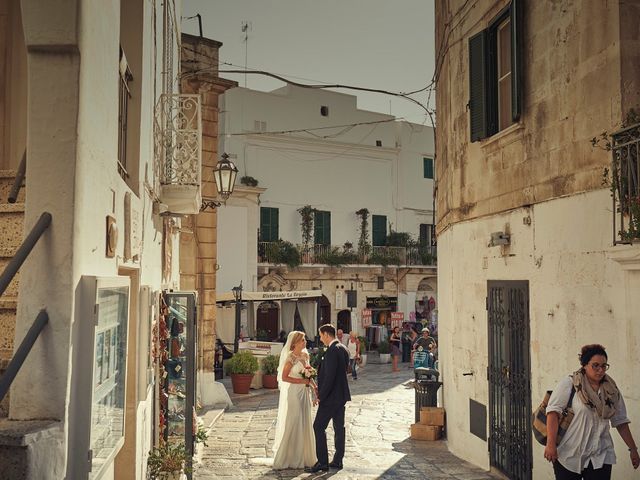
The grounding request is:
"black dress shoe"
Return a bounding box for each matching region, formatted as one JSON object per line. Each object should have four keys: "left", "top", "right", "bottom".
{"left": 329, "top": 461, "right": 343, "bottom": 470}
{"left": 305, "top": 462, "right": 329, "bottom": 473}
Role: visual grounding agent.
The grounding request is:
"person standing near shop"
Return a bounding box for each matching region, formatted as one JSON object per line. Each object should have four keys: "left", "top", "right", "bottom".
{"left": 544, "top": 344, "right": 639, "bottom": 479}
{"left": 346, "top": 331, "right": 360, "bottom": 380}
{"left": 389, "top": 326, "right": 401, "bottom": 372}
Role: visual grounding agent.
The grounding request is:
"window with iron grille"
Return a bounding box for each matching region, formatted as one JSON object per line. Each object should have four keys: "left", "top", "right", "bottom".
{"left": 118, "top": 48, "right": 133, "bottom": 180}
{"left": 469, "top": 0, "right": 522, "bottom": 142}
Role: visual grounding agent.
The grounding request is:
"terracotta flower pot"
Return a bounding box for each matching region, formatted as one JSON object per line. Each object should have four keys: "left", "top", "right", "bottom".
{"left": 230, "top": 373, "right": 254, "bottom": 394}
{"left": 262, "top": 374, "right": 278, "bottom": 389}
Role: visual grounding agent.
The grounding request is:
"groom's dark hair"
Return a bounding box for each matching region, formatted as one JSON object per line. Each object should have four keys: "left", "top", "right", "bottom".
{"left": 319, "top": 324, "right": 336, "bottom": 337}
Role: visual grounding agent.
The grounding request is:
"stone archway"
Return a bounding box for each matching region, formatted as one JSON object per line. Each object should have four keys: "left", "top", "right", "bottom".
{"left": 337, "top": 309, "right": 351, "bottom": 333}
{"left": 318, "top": 295, "right": 331, "bottom": 329}
{"left": 415, "top": 277, "right": 438, "bottom": 335}
{"left": 256, "top": 301, "right": 279, "bottom": 341}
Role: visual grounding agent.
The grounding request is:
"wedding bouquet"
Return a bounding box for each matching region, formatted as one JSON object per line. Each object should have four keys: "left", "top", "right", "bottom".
{"left": 301, "top": 365, "right": 317, "bottom": 382}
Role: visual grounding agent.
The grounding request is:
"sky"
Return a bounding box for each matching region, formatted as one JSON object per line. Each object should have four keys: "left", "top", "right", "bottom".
{"left": 182, "top": 1, "right": 436, "bottom": 124}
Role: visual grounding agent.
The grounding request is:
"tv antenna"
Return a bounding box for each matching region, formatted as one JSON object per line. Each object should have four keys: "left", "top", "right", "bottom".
{"left": 241, "top": 21, "right": 252, "bottom": 87}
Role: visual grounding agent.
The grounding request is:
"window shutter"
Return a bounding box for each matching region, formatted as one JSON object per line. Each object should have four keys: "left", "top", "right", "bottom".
{"left": 314, "top": 211, "right": 331, "bottom": 245}
{"left": 272, "top": 208, "right": 279, "bottom": 241}
{"left": 510, "top": 0, "right": 522, "bottom": 121}
{"left": 372, "top": 215, "right": 387, "bottom": 247}
{"left": 469, "top": 30, "right": 488, "bottom": 142}
{"left": 260, "top": 207, "right": 279, "bottom": 242}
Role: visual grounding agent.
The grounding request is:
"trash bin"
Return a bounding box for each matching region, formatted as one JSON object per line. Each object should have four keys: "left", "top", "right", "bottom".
{"left": 414, "top": 369, "right": 442, "bottom": 423}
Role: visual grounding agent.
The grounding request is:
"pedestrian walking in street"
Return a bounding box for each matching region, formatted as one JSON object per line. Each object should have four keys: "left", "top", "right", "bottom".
{"left": 544, "top": 344, "right": 639, "bottom": 479}
{"left": 306, "top": 324, "right": 351, "bottom": 473}
{"left": 390, "top": 326, "right": 402, "bottom": 372}
{"left": 336, "top": 328, "right": 349, "bottom": 346}
{"left": 272, "top": 331, "right": 317, "bottom": 470}
{"left": 346, "top": 330, "right": 360, "bottom": 380}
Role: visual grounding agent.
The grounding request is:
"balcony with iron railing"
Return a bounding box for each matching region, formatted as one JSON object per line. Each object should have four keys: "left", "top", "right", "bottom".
{"left": 257, "top": 241, "right": 437, "bottom": 268}
{"left": 610, "top": 122, "right": 640, "bottom": 244}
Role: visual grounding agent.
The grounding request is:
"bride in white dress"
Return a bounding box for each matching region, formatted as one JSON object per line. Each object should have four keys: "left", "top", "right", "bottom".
{"left": 272, "top": 331, "right": 317, "bottom": 469}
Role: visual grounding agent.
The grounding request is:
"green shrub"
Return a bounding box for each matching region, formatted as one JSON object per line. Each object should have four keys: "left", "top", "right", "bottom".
{"left": 147, "top": 442, "right": 186, "bottom": 478}
{"left": 261, "top": 354, "right": 280, "bottom": 375}
{"left": 358, "top": 336, "right": 368, "bottom": 352}
{"left": 267, "top": 240, "right": 301, "bottom": 268}
{"left": 224, "top": 350, "right": 259, "bottom": 375}
{"left": 316, "top": 246, "right": 359, "bottom": 266}
{"left": 377, "top": 340, "right": 390, "bottom": 354}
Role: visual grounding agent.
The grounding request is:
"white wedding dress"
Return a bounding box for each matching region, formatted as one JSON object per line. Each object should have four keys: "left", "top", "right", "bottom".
{"left": 272, "top": 353, "right": 317, "bottom": 469}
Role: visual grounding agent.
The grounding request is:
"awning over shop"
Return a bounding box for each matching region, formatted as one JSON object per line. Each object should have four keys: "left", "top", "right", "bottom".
{"left": 216, "top": 290, "right": 322, "bottom": 303}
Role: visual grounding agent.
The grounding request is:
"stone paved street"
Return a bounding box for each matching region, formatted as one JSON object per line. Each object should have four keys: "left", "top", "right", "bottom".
{"left": 195, "top": 363, "right": 501, "bottom": 479}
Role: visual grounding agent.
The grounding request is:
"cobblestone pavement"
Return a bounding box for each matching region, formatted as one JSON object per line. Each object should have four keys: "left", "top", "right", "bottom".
{"left": 195, "top": 362, "right": 501, "bottom": 480}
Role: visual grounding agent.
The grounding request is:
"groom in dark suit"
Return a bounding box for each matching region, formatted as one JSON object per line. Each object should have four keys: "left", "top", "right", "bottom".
{"left": 306, "top": 324, "right": 351, "bottom": 473}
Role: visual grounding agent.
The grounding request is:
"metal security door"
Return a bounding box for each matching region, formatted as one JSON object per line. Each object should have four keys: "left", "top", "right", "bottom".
{"left": 487, "top": 281, "right": 532, "bottom": 480}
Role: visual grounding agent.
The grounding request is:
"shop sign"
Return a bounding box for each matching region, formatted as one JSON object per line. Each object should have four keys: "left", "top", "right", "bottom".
{"left": 390, "top": 311, "right": 404, "bottom": 329}
{"left": 361, "top": 309, "right": 372, "bottom": 327}
{"left": 366, "top": 296, "right": 398, "bottom": 309}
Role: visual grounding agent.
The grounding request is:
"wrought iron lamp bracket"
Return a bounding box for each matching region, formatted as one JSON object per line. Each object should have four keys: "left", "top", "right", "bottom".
{"left": 200, "top": 198, "right": 223, "bottom": 211}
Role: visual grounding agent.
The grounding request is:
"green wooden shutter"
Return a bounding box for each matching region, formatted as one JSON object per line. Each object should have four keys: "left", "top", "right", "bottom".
{"left": 469, "top": 30, "right": 488, "bottom": 142}
{"left": 372, "top": 215, "right": 387, "bottom": 247}
{"left": 423, "top": 157, "right": 434, "bottom": 179}
{"left": 510, "top": 0, "right": 522, "bottom": 122}
{"left": 260, "top": 207, "right": 279, "bottom": 242}
{"left": 314, "top": 210, "right": 331, "bottom": 245}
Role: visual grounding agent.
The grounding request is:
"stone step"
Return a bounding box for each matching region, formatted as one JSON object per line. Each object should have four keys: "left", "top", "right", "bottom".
{"left": 0, "top": 170, "right": 25, "bottom": 204}
{"left": 0, "top": 256, "right": 20, "bottom": 298}
{"left": 0, "top": 299, "right": 17, "bottom": 363}
{"left": 0, "top": 204, "right": 25, "bottom": 251}
{"left": 0, "top": 419, "right": 63, "bottom": 477}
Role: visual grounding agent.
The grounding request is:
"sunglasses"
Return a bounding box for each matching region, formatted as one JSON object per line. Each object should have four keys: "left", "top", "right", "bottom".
{"left": 589, "top": 362, "right": 610, "bottom": 371}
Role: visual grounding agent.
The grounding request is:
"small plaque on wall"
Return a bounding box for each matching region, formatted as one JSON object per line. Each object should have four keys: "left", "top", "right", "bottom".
{"left": 106, "top": 215, "right": 118, "bottom": 258}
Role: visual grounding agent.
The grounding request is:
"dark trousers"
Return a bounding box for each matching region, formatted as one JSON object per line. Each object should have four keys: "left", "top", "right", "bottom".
{"left": 313, "top": 402, "right": 346, "bottom": 465}
{"left": 553, "top": 461, "right": 612, "bottom": 480}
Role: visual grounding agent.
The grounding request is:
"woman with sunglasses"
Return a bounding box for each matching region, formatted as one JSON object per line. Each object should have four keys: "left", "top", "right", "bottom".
{"left": 544, "top": 344, "right": 639, "bottom": 479}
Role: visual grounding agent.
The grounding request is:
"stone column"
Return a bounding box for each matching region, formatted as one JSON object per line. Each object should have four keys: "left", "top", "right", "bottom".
{"left": 180, "top": 34, "right": 237, "bottom": 405}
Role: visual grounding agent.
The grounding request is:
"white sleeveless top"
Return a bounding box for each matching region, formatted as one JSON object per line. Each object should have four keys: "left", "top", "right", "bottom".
{"left": 346, "top": 338, "right": 358, "bottom": 359}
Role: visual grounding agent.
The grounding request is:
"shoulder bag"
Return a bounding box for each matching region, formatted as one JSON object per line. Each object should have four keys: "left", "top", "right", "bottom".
{"left": 532, "top": 386, "right": 576, "bottom": 446}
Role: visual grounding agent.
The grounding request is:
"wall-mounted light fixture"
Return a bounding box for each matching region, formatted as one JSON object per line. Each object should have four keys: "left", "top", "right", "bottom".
{"left": 488, "top": 231, "right": 510, "bottom": 247}
{"left": 200, "top": 152, "right": 239, "bottom": 211}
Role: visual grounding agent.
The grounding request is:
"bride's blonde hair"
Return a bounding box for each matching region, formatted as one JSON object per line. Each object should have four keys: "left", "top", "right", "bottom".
{"left": 288, "top": 331, "right": 305, "bottom": 350}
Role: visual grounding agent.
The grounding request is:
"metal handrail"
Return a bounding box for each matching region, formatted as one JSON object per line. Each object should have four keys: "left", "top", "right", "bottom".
{"left": 8, "top": 151, "right": 26, "bottom": 204}
{"left": 0, "top": 212, "right": 52, "bottom": 297}
{"left": 0, "top": 309, "right": 48, "bottom": 403}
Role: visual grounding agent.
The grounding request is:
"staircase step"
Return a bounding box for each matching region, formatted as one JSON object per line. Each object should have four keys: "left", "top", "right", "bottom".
{"left": 0, "top": 205, "right": 25, "bottom": 251}
{"left": 0, "top": 257, "right": 20, "bottom": 298}
{"left": 0, "top": 419, "right": 63, "bottom": 475}
{"left": 0, "top": 170, "right": 25, "bottom": 204}
{"left": 0, "top": 303, "right": 16, "bottom": 362}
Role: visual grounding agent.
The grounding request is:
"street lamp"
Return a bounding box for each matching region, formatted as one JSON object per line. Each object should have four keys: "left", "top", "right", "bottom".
{"left": 201, "top": 152, "right": 239, "bottom": 211}
{"left": 231, "top": 281, "right": 243, "bottom": 353}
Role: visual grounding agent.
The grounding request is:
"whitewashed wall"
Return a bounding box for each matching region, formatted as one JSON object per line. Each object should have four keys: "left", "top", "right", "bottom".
{"left": 220, "top": 86, "right": 435, "bottom": 247}
{"left": 13, "top": 0, "right": 183, "bottom": 478}
{"left": 438, "top": 188, "right": 639, "bottom": 479}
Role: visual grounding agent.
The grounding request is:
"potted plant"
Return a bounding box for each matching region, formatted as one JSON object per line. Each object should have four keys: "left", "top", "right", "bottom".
{"left": 261, "top": 354, "right": 279, "bottom": 389}
{"left": 147, "top": 442, "right": 187, "bottom": 480}
{"left": 358, "top": 336, "right": 368, "bottom": 367}
{"left": 225, "top": 350, "right": 259, "bottom": 394}
{"left": 378, "top": 340, "right": 391, "bottom": 364}
{"left": 240, "top": 175, "right": 259, "bottom": 187}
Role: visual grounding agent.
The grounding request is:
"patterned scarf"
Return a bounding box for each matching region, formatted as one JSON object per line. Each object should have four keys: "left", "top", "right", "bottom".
{"left": 572, "top": 369, "right": 620, "bottom": 419}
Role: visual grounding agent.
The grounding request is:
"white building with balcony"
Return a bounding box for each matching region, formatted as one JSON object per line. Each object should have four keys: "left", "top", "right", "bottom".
{"left": 216, "top": 86, "right": 437, "bottom": 348}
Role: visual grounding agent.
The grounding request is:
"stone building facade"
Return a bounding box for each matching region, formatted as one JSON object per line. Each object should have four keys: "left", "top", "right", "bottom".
{"left": 435, "top": 1, "right": 640, "bottom": 479}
